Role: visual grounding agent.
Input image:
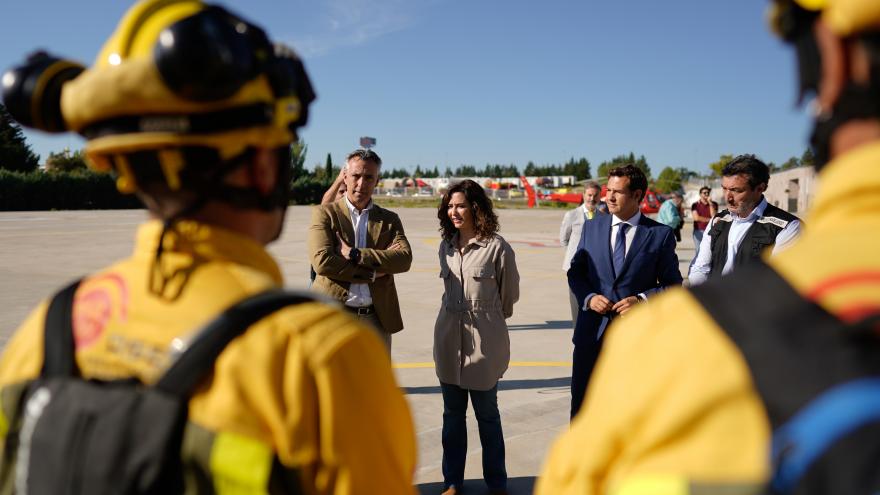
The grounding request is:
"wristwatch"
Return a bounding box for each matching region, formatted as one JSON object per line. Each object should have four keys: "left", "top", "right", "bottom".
{"left": 349, "top": 247, "right": 361, "bottom": 265}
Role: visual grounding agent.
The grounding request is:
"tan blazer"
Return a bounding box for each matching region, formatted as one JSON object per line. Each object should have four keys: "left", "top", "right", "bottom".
{"left": 308, "top": 198, "right": 413, "bottom": 333}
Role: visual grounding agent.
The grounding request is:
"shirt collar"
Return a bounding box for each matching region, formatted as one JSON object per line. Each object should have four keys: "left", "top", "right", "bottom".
{"left": 612, "top": 211, "right": 641, "bottom": 227}
{"left": 344, "top": 196, "right": 373, "bottom": 215}
{"left": 134, "top": 220, "right": 283, "bottom": 285}
{"left": 450, "top": 232, "right": 489, "bottom": 249}
{"left": 581, "top": 203, "right": 597, "bottom": 218}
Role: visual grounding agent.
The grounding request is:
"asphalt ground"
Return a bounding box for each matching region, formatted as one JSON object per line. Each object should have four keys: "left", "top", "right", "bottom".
{"left": 0, "top": 206, "right": 697, "bottom": 494}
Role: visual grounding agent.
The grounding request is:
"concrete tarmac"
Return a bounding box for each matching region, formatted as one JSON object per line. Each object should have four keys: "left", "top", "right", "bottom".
{"left": 0, "top": 206, "right": 697, "bottom": 494}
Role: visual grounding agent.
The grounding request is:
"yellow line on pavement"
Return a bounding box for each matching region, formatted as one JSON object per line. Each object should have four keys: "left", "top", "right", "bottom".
{"left": 393, "top": 361, "right": 572, "bottom": 369}
{"left": 510, "top": 361, "right": 573, "bottom": 367}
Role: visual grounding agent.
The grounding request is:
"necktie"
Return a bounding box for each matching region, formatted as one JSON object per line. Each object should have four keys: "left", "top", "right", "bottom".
{"left": 613, "top": 223, "right": 629, "bottom": 276}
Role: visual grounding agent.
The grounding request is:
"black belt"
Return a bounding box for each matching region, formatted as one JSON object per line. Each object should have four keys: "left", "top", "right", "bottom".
{"left": 345, "top": 305, "right": 375, "bottom": 315}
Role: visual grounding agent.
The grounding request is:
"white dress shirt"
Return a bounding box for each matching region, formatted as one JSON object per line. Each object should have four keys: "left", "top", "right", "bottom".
{"left": 688, "top": 197, "right": 801, "bottom": 285}
{"left": 583, "top": 211, "right": 643, "bottom": 311}
{"left": 344, "top": 197, "right": 373, "bottom": 307}
{"left": 610, "top": 211, "right": 641, "bottom": 257}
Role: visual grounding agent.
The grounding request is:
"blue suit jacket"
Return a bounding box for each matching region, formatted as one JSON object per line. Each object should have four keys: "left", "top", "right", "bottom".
{"left": 567, "top": 213, "right": 682, "bottom": 346}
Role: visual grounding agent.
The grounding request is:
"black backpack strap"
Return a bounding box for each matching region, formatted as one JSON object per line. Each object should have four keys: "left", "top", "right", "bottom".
{"left": 690, "top": 260, "right": 880, "bottom": 493}
{"left": 688, "top": 259, "right": 829, "bottom": 347}
{"left": 155, "top": 289, "right": 315, "bottom": 397}
{"left": 41, "top": 278, "right": 84, "bottom": 377}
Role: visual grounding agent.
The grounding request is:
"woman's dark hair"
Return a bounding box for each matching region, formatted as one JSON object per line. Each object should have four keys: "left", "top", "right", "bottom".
{"left": 438, "top": 179, "right": 499, "bottom": 241}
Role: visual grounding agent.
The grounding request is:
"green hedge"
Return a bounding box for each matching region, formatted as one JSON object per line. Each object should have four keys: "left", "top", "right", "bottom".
{"left": 290, "top": 176, "right": 331, "bottom": 205}
{"left": 0, "top": 170, "right": 143, "bottom": 211}
{"left": 0, "top": 170, "right": 334, "bottom": 211}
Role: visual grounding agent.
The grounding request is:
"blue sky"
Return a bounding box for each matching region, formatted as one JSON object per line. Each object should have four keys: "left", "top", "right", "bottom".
{"left": 3, "top": 0, "right": 810, "bottom": 175}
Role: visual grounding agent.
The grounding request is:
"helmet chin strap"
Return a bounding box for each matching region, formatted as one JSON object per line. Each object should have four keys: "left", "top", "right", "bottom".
{"left": 148, "top": 195, "right": 209, "bottom": 301}
{"left": 148, "top": 146, "right": 292, "bottom": 300}
{"left": 810, "top": 81, "right": 880, "bottom": 169}
{"left": 203, "top": 146, "right": 293, "bottom": 211}
{"left": 795, "top": 30, "right": 880, "bottom": 169}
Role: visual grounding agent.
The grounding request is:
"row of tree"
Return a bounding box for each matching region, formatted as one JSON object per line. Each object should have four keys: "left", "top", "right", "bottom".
{"left": 707, "top": 149, "right": 815, "bottom": 176}
{"left": 1, "top": 105, "right": 40, "bottom": 173}
{"left": 2, "top": 104, "right": 816, "bottom": 197}
{"left": 297, "top": 156, "right": 598, "bottom": 181}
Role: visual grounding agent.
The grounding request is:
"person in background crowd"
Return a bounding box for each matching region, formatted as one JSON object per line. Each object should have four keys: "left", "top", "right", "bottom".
{"left": 689, "top": 186, "right": 718, "bottom": 272}
{"left": 310, "top": 169, "right": 348, "bottom": 286}
{"left": 559, "top": 181, "right": 604, "bottom": 324}
{"left": 322, "top": 167, "right": 347, "bottom": 205}
{"left": 657, "top": 191, "right": 684, "bottom": 242}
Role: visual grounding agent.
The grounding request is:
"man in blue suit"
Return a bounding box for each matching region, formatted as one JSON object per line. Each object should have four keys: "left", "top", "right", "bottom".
{"left": 568, "top": 164, "right": 682, "bottom": 418}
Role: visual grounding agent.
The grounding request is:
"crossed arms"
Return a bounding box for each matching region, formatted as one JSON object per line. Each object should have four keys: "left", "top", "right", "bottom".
{"left": 308, "top": 206, "right": 412, "bottom": 283}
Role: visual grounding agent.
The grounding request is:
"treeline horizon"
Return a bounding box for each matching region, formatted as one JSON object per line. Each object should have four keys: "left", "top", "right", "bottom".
{"left": 3, "top": 103, "right": 816, "bottom": 197}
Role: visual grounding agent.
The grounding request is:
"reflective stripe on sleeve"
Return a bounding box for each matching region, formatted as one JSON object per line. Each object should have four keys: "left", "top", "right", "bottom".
{"left": 210, "top": 431, "right": 273, "bottom": 494}
{"left": 611, "top": 476, "right": 762, "bottom": 495}
{"left": 611, "top": 475, "right": 688, "bottom": 495}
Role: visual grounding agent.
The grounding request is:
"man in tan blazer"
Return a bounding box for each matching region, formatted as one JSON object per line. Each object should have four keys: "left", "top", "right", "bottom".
{"left": 308, "top": 149, "right": 412, "bottom": 352}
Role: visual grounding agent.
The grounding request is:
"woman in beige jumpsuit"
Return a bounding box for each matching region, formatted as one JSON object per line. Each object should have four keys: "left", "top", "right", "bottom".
{"left": 434, "top": 179, "right": 520, "bottom": 495}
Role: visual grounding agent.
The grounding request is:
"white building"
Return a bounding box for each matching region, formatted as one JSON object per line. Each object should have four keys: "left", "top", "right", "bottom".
{"left": 764, "top": 166, "right": 817, "bottom": 216}
{"left": 683, "top": 166, "right": 818, "bottom": 217}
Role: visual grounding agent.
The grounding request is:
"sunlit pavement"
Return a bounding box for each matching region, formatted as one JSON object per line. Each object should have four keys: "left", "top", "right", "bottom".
{"left": 0, "top": 207, "right": 697, "bottom": 494}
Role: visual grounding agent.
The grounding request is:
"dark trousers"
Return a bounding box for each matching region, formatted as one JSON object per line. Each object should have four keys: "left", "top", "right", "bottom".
{"left": 440, "top": 382, "right": 507, "bottom": 491}
{"left": 568, "top": 290, "right": 581, "bottom": 326}
{"left": 570, "top": 339, "right": 604, "bottom": 419}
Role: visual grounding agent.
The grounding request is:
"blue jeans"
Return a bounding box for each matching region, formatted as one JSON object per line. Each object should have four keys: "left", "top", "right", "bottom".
{"left": 440, "top": 382, "right": 507, "bottom": 491}
{"left": 690, "top": 229, "right": 705, "bottom": 273}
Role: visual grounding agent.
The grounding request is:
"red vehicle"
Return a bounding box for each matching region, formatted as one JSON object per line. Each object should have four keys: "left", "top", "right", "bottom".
{"left": 519, "top": 177, "right": 582, "bottom": 208}
{"left": 520, "top": 176, "right": 661, "bottom": 213}
{"left": 599, "top": 184, "right": 661, "bottom": 214}
{"left": 640, "top": 189, "right": 662, "bottom": 214}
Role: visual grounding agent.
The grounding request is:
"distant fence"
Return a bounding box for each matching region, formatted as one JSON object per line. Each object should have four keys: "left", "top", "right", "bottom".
{"left": 375, "top": 187, "right": 525, "bottom": 201}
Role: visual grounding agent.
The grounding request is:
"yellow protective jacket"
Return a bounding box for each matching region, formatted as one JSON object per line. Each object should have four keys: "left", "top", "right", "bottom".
{"left": 536, "top": 141, "right": 880, "bottom": 495}
{"left": 0, "top": 220, "right": 417, "bottom": 495}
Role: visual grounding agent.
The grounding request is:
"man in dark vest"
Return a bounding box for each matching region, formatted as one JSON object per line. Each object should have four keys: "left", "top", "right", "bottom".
{"left": 688, "top": 154, "right": 801, "bottom": 285}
